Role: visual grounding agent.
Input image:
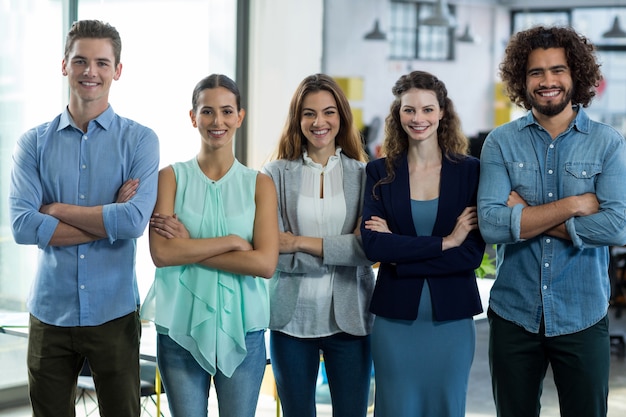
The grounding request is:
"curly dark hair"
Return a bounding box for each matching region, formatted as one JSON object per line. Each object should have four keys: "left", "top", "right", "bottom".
{"left": 273, "top": 74, "right": 367, "bottom": 163}
{"left": 373, "top": 70, "right": 468, "bottom": 197}
{"left": 499, "top": 25, "right": 602, "bottom": 109}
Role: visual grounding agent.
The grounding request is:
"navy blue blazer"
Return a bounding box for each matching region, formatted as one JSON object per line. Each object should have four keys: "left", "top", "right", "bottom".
{"left": 361, "top": 153, "right": 485, "bottom": 321}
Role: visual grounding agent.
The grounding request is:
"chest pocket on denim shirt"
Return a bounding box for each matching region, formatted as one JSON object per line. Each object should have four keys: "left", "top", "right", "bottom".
{"left": 505, "top": 161, "right": 539, "bottom": 206}
{"left": 563, "top": 162, "right": 601, "bottom": 196}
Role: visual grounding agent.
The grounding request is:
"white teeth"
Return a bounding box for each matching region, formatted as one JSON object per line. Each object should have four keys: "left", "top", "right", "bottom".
{"left": 210, "top": 130, "right": 226, "bottom": 135}
{"left": 540, "top": 91, "right": 559, "bottom": 97}
{"left": 82, "top": 82, "right": 98, "bottom": 86}
{"left": 313, "top": 129, "right": 329, "bottom": 135}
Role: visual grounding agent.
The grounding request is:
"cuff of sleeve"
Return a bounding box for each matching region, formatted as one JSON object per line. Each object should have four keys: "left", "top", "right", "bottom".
{"left": 510, "top": 204, "right": 524, "bottom": 241}
{"left": 565, "top": 218, "right": 582, "bottom": 248}
{"left": 102, "top": 203, "right": 116, "bottom": 243}
{"left": 36, "top": 215, "right": 59, "bottom": 249}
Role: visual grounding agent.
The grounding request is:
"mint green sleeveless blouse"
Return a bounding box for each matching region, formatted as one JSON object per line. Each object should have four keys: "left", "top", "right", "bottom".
{"left": 141, "top": 158, "right": 269, "bottom": 377}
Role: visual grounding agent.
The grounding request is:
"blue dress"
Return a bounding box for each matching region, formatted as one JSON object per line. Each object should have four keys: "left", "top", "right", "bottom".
{"left": 371, "top": 198, "right": 476, "bottom": 417}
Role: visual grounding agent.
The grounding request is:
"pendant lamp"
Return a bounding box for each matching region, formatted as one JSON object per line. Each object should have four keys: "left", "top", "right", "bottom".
{"left": 364, "top": 19, "right": 387, "bottom": 41}
{"left": 602, "top": 16, "right": 626, "bottom": 39}
{"left": 421, "top": 0, "right": 456, "bottom": 28}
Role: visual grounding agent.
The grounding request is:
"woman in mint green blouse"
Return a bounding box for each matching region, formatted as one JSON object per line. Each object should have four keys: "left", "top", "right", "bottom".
{"left": 140, "top": 74, "right": 279, "bottom": 417}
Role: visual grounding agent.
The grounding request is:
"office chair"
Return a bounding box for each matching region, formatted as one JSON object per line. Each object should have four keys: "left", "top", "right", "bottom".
{"left": 75, "top": 359, "right": 165, "bottom": 417}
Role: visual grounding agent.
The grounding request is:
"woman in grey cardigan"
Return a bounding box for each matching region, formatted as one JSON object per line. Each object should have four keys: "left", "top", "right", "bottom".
{"left": 262, "top": 74, "right": 375, "bottom": 417}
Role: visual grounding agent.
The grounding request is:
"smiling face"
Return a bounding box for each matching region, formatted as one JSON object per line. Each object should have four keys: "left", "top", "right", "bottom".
{"left": 300, "top": 90, "right": 340, "bottom": 158}
{"left": 62, "top": 38, "right": 121, "bottom": 109}
{"left": 399, "top": 88, "right": 443, "bottom": 144}
{"left": 525, "top": 47, "right": 573, "bottom": 117}
{"left": 190, "top": 86, "right": 244, "bottom": 151}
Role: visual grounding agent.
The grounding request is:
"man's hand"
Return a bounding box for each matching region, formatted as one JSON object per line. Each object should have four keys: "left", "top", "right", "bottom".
{"left": 116, "top": 179, "right": 139, "bottom": 203}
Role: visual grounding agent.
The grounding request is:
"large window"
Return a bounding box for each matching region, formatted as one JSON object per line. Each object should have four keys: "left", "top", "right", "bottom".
{"left": 389, "top": 0, "right": 456, "bottom": 61}
{"left": 0, "top": 0, "right": 236, "bottom": 398}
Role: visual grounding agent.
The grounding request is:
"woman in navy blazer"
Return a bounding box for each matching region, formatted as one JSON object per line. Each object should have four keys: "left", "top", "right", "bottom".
{"left": 361, "top": 71, "right": 485, "bottom": 417}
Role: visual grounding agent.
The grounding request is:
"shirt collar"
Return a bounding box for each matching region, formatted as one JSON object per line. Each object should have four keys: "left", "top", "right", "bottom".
{"left": 302, "top": 146, "right": 342, "bottom": 170}
{"left": 518, "top": 105, "right": 590, "bottom": 135}
{"left": 58, "top": 105, "right": 115, "bottom": 132}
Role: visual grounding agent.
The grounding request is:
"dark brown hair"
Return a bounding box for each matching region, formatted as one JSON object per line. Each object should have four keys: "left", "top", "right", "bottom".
{"left": 499, "top": 25, "right": 602, "bottom": 109}
{"left": 64, "top": 20, "right": 122, "bottom": 66}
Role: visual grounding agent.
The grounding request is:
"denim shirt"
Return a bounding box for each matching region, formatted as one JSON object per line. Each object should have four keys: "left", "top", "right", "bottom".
{"left": 9, "top": 106, "right": 159, "bottom": 327}
{"left": 477, "top": 107, "right": 626, "bottom": 336}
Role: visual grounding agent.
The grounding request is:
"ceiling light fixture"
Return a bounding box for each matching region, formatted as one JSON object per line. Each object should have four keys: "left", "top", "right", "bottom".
{"left": 420, "top": 0, "right": 456, "bottom": 28}
{"left": 602, "top": 16, "right": 626, "bottom": 38}
{"left": 364, "top": 19, "right": 387, "bottom": 41}
{"left": 457, "top": 24, "right": 476, "bottom": 43}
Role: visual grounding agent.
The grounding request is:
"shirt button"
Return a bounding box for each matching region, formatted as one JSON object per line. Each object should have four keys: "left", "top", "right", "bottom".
{"left": 543, "top": 285, "right": 548, "bottom": 290}
{"left": 83, "top": 136, "right": 88, "bottom": 141}
{"left": 80, "top": 194, "right": 85, "bottom": 200}
{"left": 548, "top": 169, "right": 553, "bottom": 174}
{"left": 548, "top": 192, "right": 553, "bottom": 197}
{"left": 549, "top": 144, "right": 554, "bottom": 148}
{"left": 546, "top": 238, "right": 551, "bottom": 243}
{"left": 82, "top": 164, "right": 87, "bottom": 169}
{"left": 544, "top": 262, "right": 549, "bottom": 268}
{"left": 582, "top": 171, "right": 587, "bottom": 176}
{"left": 80, "top": 254, "right": 85, "bottom": 259}
{"left": 518, "top": 163, "right": 524, "bottom": 168}
{"left": 80, "top": 285, "right": 85, "bottom": 290}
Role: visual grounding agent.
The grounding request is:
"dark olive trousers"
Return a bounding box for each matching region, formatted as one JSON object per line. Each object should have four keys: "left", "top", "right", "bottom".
{"left": 488, "top": 309, "right": 609, "bottom": 417}
{"left": 27, "top": 311, "right": 141, "bottom": 417}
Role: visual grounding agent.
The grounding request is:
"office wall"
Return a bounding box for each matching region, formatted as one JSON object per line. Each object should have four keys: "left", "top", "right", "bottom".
{"left": 247, "top": 0, "right": 324, "bottom": 169}
{"left": 323, "top": 0, "right": 512, "bottom": 144}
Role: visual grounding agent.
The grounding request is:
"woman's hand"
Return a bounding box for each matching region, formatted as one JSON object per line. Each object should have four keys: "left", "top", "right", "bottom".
{"left": 364, "top": 216, "right": 391, "bottom": 233}
{"left": 150, "top": 213, "right": 190, "bottom": 239}
{"left": 442, "top": 206, "right": 478, "bottom": 250}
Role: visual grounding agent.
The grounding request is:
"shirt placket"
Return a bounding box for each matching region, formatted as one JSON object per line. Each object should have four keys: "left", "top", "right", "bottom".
{"left": 77, "top": 128, "right": 91, "bottom": 325}
{"left": 540, "top": 139, "right": 557, "bottom": 333}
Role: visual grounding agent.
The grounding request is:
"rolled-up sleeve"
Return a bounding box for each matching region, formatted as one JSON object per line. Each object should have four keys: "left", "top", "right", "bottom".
{"left": 477, "top": 134, "right": 523, "bottom": 244}
{"left": 102, "top": 129, "right": 159, "bottom": 242}
{"left": 567, "top": 135, "right": 626, "bottom": 248}
{"left": 9, "top": 129, "right": 59, "bottom": 248}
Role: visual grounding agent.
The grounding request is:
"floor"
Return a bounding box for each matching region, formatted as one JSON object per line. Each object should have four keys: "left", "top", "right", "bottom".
{"left": 2, "top": 300, "right": 626, "bottom": 416}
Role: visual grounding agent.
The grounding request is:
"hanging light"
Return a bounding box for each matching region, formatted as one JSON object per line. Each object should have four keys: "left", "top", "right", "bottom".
{"left": 420, "top": 0, "right": 456, "bottom": 28}
{"left": 602, "top": 16, "right": 626, "bottom": 38}
{"left": 457, "top": 24, "right": 476, "bottom": 43}
{"left": 364, "top": 19, "right": 387, "bottom": 41}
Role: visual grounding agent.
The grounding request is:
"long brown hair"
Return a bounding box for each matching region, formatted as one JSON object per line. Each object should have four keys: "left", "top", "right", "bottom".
{"left": 373, "top": 71, "right": 468, "bottom": 197}
{"left": 273, "top": 74, "right": 367, "bottom": 162}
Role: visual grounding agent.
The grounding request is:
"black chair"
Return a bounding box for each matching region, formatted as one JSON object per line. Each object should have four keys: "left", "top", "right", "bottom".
{"left": 75, "top": 359, "right": 165, "bottom": 416}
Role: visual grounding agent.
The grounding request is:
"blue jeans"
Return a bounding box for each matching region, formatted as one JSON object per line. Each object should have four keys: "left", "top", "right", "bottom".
{"left": 270, "top": 330, "right": 372, "bottom": 417}
{"left": 157, "top": 330, "right": 266, "bottom": 417}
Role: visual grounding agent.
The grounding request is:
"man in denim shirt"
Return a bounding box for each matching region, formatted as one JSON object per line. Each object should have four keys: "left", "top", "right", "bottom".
{"left": 478, "top": 26, "right": 626, "bottom": 417}
{"left": 9, "top": 20, "right": 159, "bottom": 416}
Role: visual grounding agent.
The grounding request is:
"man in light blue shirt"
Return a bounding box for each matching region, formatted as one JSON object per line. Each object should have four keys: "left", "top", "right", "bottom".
{"left": 478, "top": 26, "right": 626, "bottom": 417}
{"left": 9, "top": 20, "right": 159, "bottom": 417}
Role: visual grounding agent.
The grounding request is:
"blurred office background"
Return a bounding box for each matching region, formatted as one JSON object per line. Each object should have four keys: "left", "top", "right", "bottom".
{"left": 1, "top": 0, "right": 625, "bottom": 409}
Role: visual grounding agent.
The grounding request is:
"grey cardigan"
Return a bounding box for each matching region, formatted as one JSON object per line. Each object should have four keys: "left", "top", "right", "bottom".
{"left": 262, "top": 153, "right": 375, "bottom": 336}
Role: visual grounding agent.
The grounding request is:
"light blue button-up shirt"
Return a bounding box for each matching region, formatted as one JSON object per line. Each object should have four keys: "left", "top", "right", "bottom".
{"left": 478, "top": 107, "right": 626, "bottom": 336}
{"left": 9, "top": 106, "right": 159, "bottom": 327}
